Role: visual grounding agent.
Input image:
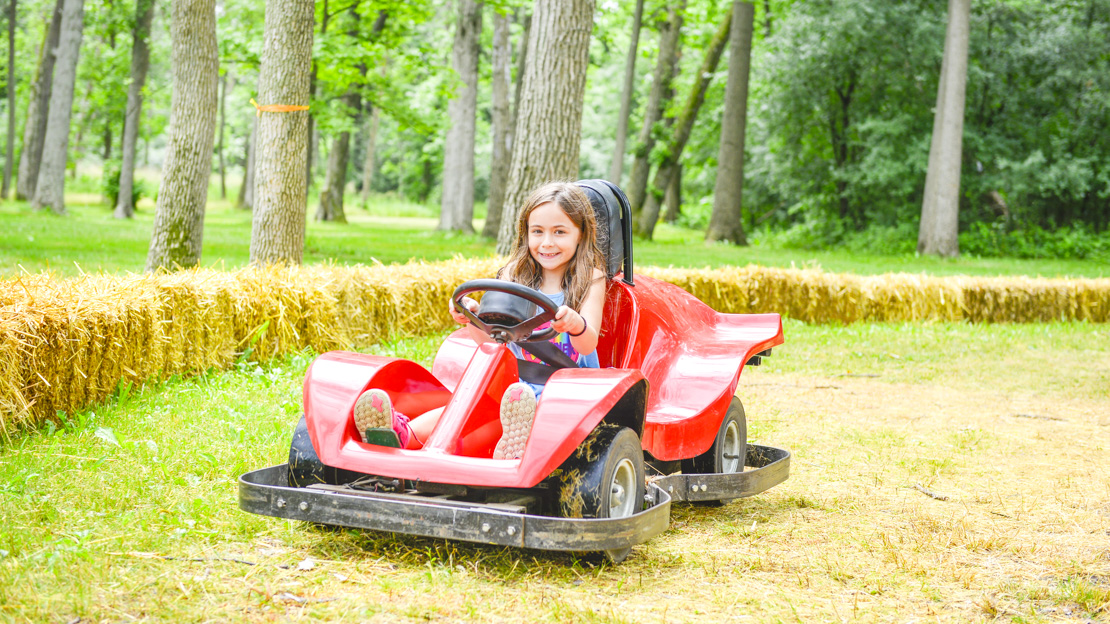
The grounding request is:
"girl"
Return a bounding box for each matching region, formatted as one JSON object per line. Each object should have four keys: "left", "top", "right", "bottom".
{"left": 355, "top": 181, "right": 606, "bottom": 459}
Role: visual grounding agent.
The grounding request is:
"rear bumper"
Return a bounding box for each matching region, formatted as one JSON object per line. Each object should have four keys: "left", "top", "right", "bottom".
{"left": 238, "top": 444, "right": 789, "bottom": 554}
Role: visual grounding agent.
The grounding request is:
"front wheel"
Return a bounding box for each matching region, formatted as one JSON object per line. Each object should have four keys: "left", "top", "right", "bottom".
{"left": 682, "top": 397, "right": 747, "bottom": 505}
{"left": 555, "top": 424, "right": 646, "bottom": 562}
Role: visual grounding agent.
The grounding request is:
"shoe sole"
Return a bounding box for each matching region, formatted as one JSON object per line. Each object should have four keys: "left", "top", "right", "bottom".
{"left": 493, "top": 384, "right": 537, "bottom": 459}
{"left": 354, "top": 389, "right": 392, "bottom": 443}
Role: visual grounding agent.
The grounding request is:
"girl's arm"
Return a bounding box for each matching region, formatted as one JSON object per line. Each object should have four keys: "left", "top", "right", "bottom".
{"left": 552, "top": 268, "right": 606, "bottom": 356}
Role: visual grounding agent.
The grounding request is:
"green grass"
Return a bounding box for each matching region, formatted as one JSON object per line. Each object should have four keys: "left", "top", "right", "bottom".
{"left": 2, "top": 188, "right": 1107, "bottom": 278}
{"left": 1, "top": 321, "right": 1107, "bottom": 621}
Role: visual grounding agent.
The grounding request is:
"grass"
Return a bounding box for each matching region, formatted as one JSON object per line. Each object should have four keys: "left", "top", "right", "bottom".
{"left": 2, "top": 183, "right": 1108, "bottom": 279}
{"left": 1, "top": 321, "right": 1108, "bottom": 622}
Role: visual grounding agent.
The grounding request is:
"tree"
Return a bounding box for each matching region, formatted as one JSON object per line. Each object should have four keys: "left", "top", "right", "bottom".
{"left": 2, "top": 0, "right": 16, "bottom": 198}
{"left": 918, "top": 0, "right": 969, "bottom": 257}
{"left": 482, "top": 10, "right": 512, "bottom": 239}
{"left": 439, "top": 0, "right": 483, "bottom": 233}
{"left": 16, "top": 0, "right": 62, "bottom": 201}
{"left": 706, "top": 1, "right": 755, "bottom": 245}
{"left": 114, "top": 0, "right": 155, "bottom": 219}
{"left": 627, "top": 1, "right": 683, "bottom": 221}
{"left": 638, "top": 4, "right": 733, "bottom": 239}
{"left": 358, "top": 105, "right": 379, "bottom": 205}
{"left": 237, "top": 118, "right": 256, "bottom": 210}
{"left": 145, "top": 0, "right": 219, "bottom": 272}
{"left": 483, "top": 8, "right": 529, "bottom": 239}
{"left": 30, "top": 0, "right": 84, "bottom": 215}
{"left": 316, "top": 91, "right": 357, "bottom": 223}
{"left": 607, "top": 0, "right": 643, "bottom": 185}
{"left": 249, "top": 0, "right": 314, "bottom": 265}
{"left": 495, "top": 0, "right": 596, "bottom": 254}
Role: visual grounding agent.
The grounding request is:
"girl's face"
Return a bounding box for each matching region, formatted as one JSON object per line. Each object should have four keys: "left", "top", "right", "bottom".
{"left": 527, "top": 201, "right": 581, "bottom": 276}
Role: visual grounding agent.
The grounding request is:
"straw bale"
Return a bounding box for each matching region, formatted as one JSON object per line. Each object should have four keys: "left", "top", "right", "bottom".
{"left": 1, "top": 259, "right": 1107, "bottom": 433}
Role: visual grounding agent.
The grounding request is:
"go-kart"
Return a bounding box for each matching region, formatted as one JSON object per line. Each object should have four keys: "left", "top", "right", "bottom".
{"left": 239, "top": 180, "right": 790, "bottom": 562}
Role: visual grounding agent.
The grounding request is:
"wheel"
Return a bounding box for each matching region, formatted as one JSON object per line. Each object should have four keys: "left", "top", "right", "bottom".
{"left": 288, "top": 415, "right": 363, "bottom": 487}
{"left": 681, "top": 397, "right": 747, "bottom": 505}
{"left": 555, "top": 424, "right": 646, "bottom": 562}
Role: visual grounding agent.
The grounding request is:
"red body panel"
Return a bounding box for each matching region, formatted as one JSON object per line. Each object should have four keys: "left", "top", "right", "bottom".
{"left": 302, "top": 274, "right": 782, "bottom": 487}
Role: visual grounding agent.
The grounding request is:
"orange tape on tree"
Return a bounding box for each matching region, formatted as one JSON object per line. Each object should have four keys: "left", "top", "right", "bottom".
{"left": 250, "top": 98, "right": 310, "bottom": 117}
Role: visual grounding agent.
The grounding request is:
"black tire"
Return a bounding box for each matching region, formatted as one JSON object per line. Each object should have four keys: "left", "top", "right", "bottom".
{"left": 287, "top": 415, "right": 363, "bottom": 487}
{"left": 681, "top": 397, "right": 747, "bottom": 504}
{"left": 555, "top": 424, "right": 646, "bottom": 563}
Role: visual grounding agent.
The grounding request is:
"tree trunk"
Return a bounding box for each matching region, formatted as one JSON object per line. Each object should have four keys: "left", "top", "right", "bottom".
{"left": 17, "top": 0, "right": 62, "bottom": 201}
{"left": 918, "top": 0, "right": 969, "bottom": 257}
{"left": 2, "top": 0, "right": 16, "bottom": 198}
{"left": 627, "top": 1, "right": 683, "bottom": 222}
{"left": 218, "top": 69, "right": 230, "bottom": 200}
{"left": 762, "top": 0, "right": 771, "bottom": 38}
{"left": 706, "top": 1, "right": 754, "bottom": 245}
{"left": 145, "top": 0, "right": 218, "bottom": 272}
{"left": 607, "top": 0, "right": 643, "bottom": 185}
{"left": 114, "top": 0, "right": 154, "bottom": 218}
{"left": 495, "top": 0, "right": 595, "bottom": 254}
{"left": 30, "top": 0, "right": 84, "bottom": 215}
{"left": 482, "top": 10, "right": 511, "bottom": 238}
{"left": 249, "top": 0, "right": 314, "bottom": 266}
{"left": 663, "top": 162, "right": 680, "bottom": 222}
{"left": 638, "top": 4, "right": 732, "bottom": 239}
{"left": 439, "top": 0, "right": 483, "bottom": 233}
{"left": 512, "top": 10, "right": 530, "bottom": 121}
{"left": 317, "top": 93, "right": 357, "bottom": 223}
{"left": 358, "top": 105, "right": 379, "bottom": 205}
{"left": 237, "top": 116, "right": 256, "bottom": 210}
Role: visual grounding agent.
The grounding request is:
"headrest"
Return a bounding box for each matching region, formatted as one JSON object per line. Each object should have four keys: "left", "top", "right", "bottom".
{"left": 575, "top": 179, "right": 629, "bottom": 280}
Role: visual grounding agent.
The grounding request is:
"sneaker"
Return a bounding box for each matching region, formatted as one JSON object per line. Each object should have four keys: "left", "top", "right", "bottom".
{"left": 354, "top": 389, "right": 412, "bottom": 448}
{"left": 493, "top": 382, "right": 537, "bottom": 459}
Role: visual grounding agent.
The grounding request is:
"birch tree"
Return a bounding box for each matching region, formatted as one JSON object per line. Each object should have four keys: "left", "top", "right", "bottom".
{"left": 249, "top": 0, "right": 314, "bottom": 265}
{"left": 114, "top": 0, "right": 155, "bottom": 219}
{"left": 145, "top": 0, "right": 219, "bottom": 271}
{"left": 30, "top": 0, "right": 84, "bottom": 215}
{"left": 438, "top": 0, "right": 483, "bottom": 233}
{"left": 918, "top": 0, "right": 970, "bottom": 257}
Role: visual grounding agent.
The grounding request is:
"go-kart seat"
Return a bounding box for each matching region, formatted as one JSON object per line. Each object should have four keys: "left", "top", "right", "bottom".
{"left": 575, "top": 179, "right": 635, "bottom": 368}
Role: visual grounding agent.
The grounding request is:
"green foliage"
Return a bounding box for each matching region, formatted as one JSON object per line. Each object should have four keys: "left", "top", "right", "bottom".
{"left": 960, "top": 221, "right": 1110, "bottom": 262}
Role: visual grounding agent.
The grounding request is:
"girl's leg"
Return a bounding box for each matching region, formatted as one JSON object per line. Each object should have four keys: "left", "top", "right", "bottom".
{"left": 354, "top": 389, "right": 415, "bottom": 448}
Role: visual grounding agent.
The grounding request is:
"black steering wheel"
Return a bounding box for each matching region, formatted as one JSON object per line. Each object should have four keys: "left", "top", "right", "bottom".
{"left": 451, "top": 279, "right": 559, "bottom": 344}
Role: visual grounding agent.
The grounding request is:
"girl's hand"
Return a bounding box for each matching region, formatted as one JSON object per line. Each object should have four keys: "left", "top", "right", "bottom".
{"left": 552, "top": 305, "right": 586, "bottom": 336}
{"left": 450, "top": 297, "right": 479, "bottom": 325}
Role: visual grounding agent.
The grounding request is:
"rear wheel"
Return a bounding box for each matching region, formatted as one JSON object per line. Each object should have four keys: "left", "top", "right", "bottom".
{"left": 288, "top": 416, "right": 363, "bottom": 487}
{"left": 681, "top": 397, "right": 747, "bottom": 504}
{"left": 555, "top": 424, "right": 646, "bottom": 562}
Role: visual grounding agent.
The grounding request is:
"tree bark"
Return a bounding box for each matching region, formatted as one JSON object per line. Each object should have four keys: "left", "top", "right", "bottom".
{"left": 918, "top": 0, "right": 969, "bottom": 257}
{"left": 237, "top": 117, "right": 256, "bottom": 210}
{"left": 607, "top": 0, "right": 643, "bottom": 185}
{"left": 249, "top": 0, "right": 314, "bottom": 266}
{"left": 495, "top": 0, "right": 595, "bottom": 254}
{"left": 16, "top": 0, "right": 62, "bottom": 201}
{"left": 317, "top": 92, "right": 358, "bottom": 223}
{"left": 706, "top": 1, "right": 754, "bottom": 245}
{"left": 218, "top": 70, "right": 230, "bottom": 200}
{"left": 638, "top": 4, "right": 732, "bottom": 239}
{"left": 627, "top": 1, "right": 683, "bottom": 222}
{"left": 30, "top": 0, "right": 84, "bottom": 215}
{"left": 482, "top": 10, "right": 511, "bottom": 238}
{"left": 114, "top": 0, "right": 154, "bottom": 218}
{"left": 439, "top": 0, "right": 483, "bottom": 233}
{"left": 2, "top": 0, "right": 16, "bottom": 198}
{"left": 663, "top": 162, "right": 680, "bottom": 222}
{"left": 145, "top": 0, "right": 218, "bottom": 272}
{"left": 358, "top": 105, "right": 379, "bottom": 205}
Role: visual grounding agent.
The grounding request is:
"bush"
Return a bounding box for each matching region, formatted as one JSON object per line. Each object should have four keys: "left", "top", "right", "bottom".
{"left": 101, "top": 162, "right": 145, "bottom": 210}
{"left": 960, "top": 221, "right": 1110, "bottom": 262}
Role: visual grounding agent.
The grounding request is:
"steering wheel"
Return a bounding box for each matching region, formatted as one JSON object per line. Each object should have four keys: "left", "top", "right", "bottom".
{"left": 451, "top": 279, "right": 559, "bottom": 344}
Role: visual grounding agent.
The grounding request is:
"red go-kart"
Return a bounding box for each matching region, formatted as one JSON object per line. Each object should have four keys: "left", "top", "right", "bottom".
{"left": 239, "top": 180, "right": 790, "bottom": 562}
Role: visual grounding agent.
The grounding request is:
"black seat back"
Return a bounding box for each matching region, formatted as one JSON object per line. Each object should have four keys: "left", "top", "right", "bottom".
{"left": 575, "top": 179, "right": 634, "bottom": 284}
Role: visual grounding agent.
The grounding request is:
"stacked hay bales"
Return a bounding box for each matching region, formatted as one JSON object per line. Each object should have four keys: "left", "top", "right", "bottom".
{"left": 1, "top": 259, "right": 1106, "bottom": 433}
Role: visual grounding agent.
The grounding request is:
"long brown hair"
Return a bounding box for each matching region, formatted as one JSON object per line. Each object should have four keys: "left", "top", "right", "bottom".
{"left": 499, "top": 181, "right": 604, "bottom": 311}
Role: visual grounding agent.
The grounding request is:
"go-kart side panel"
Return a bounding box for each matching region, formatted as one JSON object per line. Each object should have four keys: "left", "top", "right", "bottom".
{"left": 604, "top": 276, "right": 784, "bottom": 461}
{"left": 304, "top": 352, "right": 451, "bottom": 468}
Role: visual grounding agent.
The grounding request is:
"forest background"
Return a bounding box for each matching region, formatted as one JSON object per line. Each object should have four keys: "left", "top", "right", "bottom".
{"left": 1, "top": 0, "right": 1108, "bottom": 267}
